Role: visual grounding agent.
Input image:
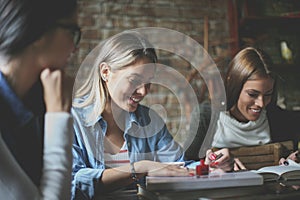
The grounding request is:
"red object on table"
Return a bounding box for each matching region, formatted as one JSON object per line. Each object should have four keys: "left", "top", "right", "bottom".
{"left": 196, "top": 159, "right": 209, "bottom": 175}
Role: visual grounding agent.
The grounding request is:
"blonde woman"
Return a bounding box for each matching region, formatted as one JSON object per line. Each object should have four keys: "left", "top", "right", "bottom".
{"left": 71, "top": 31, "right": 190, "bottom": 199}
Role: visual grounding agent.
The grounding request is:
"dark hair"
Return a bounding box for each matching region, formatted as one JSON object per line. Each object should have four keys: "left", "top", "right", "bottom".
{"left": 225, "top": 47, "right": 276, "bottom": 110}
{"left": 0, "top": 0, "right": 77, "bottom": 57}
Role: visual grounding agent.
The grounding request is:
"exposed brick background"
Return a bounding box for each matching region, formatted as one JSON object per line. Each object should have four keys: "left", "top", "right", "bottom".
{"left": 67, "top": 0, "right": 299, "bottom": 146}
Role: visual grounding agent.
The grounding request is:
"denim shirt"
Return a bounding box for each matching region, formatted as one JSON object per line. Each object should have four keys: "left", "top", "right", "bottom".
{"left": 71, "top": 103, "right": 185, "bottom": 199}
{"left": 0, "top": 71, "right": 44, "bottom": 186}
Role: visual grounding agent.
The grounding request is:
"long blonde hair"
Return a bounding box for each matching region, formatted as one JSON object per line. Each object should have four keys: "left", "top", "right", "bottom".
{"left": 73, "top": 31, "right": 157, "bottom": 123}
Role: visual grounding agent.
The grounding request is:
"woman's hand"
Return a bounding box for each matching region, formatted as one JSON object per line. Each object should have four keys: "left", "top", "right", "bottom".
{"left": 278, "top": 151, "right": 300, "bottom": 191}
{"left": 40, "top": 68, "right": 74, "bottom": 113}
{"left": 205, "top": 148, "right": 234, "bottom": 172}
{"left": 279, "top": 150, "right": 299, "bottom": 165}
{"left": 136, "top": 160, "right": 191, "bottom": 177}
{"left": 233, "top": 158, "right": 247, "bottom": 171}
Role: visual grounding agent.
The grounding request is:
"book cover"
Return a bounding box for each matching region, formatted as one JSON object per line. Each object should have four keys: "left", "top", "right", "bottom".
{"left": 145, "top": 171, "right": 263, "bottom": 191}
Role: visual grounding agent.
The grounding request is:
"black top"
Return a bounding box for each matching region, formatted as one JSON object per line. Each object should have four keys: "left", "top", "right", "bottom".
{"left": 0, "top": 72, "right": 45, "bottom": 186}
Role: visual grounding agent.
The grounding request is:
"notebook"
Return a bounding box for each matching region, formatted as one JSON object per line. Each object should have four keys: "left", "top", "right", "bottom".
{"left": 145, "top": 171, "right": 263, "bottom": 191}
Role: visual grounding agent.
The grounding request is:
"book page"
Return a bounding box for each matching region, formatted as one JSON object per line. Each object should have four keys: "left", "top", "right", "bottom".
{"left": 285, "top": 159, "right": 300, "bottom": 167}
{"left": 254, "top": 159, "right": 300, "bottom": 181}
{"left": 256, "top": 165, "right": 300, "bottom": 176}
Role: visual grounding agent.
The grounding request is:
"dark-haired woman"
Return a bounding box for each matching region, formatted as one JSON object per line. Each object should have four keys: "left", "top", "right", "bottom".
{"left": 0, "top": 0, "right": 79, "bottom": 199}
{"left": 186, "top": 47, "right": 300, "bottom": 169}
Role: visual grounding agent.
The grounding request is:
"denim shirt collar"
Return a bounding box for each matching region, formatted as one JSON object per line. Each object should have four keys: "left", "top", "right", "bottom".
{"left": 0, "top": 71, "right": 33, "bottom": 126}
{"left": 75, "top": 99, "right": 141, "bottom": 137}
{"left": 97, "top": 110, "right": 140, "bottom": 137}
{"left": 125, "top": 111, "right": 139, "bottom": 131}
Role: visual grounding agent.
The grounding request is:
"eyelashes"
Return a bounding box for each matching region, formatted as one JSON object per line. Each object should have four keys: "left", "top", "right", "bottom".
{"left": 247, "top": 92, "right": 273, "bottom": 98}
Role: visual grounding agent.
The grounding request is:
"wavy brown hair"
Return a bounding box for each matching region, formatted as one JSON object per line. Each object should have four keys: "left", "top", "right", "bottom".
{"left": 225, "top": 47, "right": 276, "bottom": 110}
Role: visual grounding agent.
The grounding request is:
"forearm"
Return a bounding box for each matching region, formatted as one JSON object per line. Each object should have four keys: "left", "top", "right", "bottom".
{"left": 101, "top": 161, "right": 148, "bottom": 192}
{"left": 41, "top": 112, "right": 73, "bottom": 199}
{"left": 100, "top": 160, "right": 190, "bottom": 192}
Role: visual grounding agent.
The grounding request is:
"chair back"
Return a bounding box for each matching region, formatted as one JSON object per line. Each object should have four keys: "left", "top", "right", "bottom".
{"left": 230, "top": 141, "right": 294, "bottom": 170}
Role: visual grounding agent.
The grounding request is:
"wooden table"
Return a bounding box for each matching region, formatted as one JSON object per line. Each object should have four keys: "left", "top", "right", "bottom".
{"left": 137, "top": 182, "right": 300, "bottom": 200}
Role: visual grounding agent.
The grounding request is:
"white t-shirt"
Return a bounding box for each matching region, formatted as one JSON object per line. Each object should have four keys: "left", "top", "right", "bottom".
{"left": 104, "top": 142, "right": 130, "bottom": 168}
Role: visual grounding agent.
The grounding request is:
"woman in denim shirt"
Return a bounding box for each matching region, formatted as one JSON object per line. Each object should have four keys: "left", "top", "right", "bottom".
{"left": 71, "top": 31, "right": 191, "bottom": 199}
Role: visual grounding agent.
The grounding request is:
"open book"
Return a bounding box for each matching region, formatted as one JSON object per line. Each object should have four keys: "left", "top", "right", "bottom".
{"left": 145, "top": 171, "right": 263, "bottom": 191}
{"left": 253, "top": 159, "right": 300, "bottom": 182}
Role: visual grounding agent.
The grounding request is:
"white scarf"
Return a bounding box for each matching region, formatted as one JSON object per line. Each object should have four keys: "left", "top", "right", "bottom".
{"left": 212, "top": 110, "right": 271, "bottom": 148}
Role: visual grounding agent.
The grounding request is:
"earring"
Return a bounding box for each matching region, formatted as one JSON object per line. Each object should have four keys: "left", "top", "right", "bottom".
{"left": 102, "top": 76, "right": 107, "bottom": 81}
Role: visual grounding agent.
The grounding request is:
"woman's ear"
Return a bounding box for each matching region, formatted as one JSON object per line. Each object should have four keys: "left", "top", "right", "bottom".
{"left": 99, "top": 62, "right": 110, "bottom": 82}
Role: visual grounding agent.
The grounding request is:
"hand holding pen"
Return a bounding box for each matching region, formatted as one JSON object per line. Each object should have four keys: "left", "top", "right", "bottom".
{"left": 287, "top": 150, "right": 300, "bottom": 163}
{"left": 278, "top": 151, "right": 300, "bottom": 191}
{"left": 205, "top": 148, "right": 234, "bottom": 172}
{"left": 279, "top": 150, "right": 300, "bottom": 165}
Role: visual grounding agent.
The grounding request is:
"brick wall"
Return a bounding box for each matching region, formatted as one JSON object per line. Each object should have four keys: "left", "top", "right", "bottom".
{"left": 68, "top": 0, "right": 233, "bottom": 146}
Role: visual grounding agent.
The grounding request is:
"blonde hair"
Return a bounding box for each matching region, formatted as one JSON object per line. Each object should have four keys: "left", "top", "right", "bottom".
{"left": 73, "top": 31, "right": 157, "bottom": 123}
